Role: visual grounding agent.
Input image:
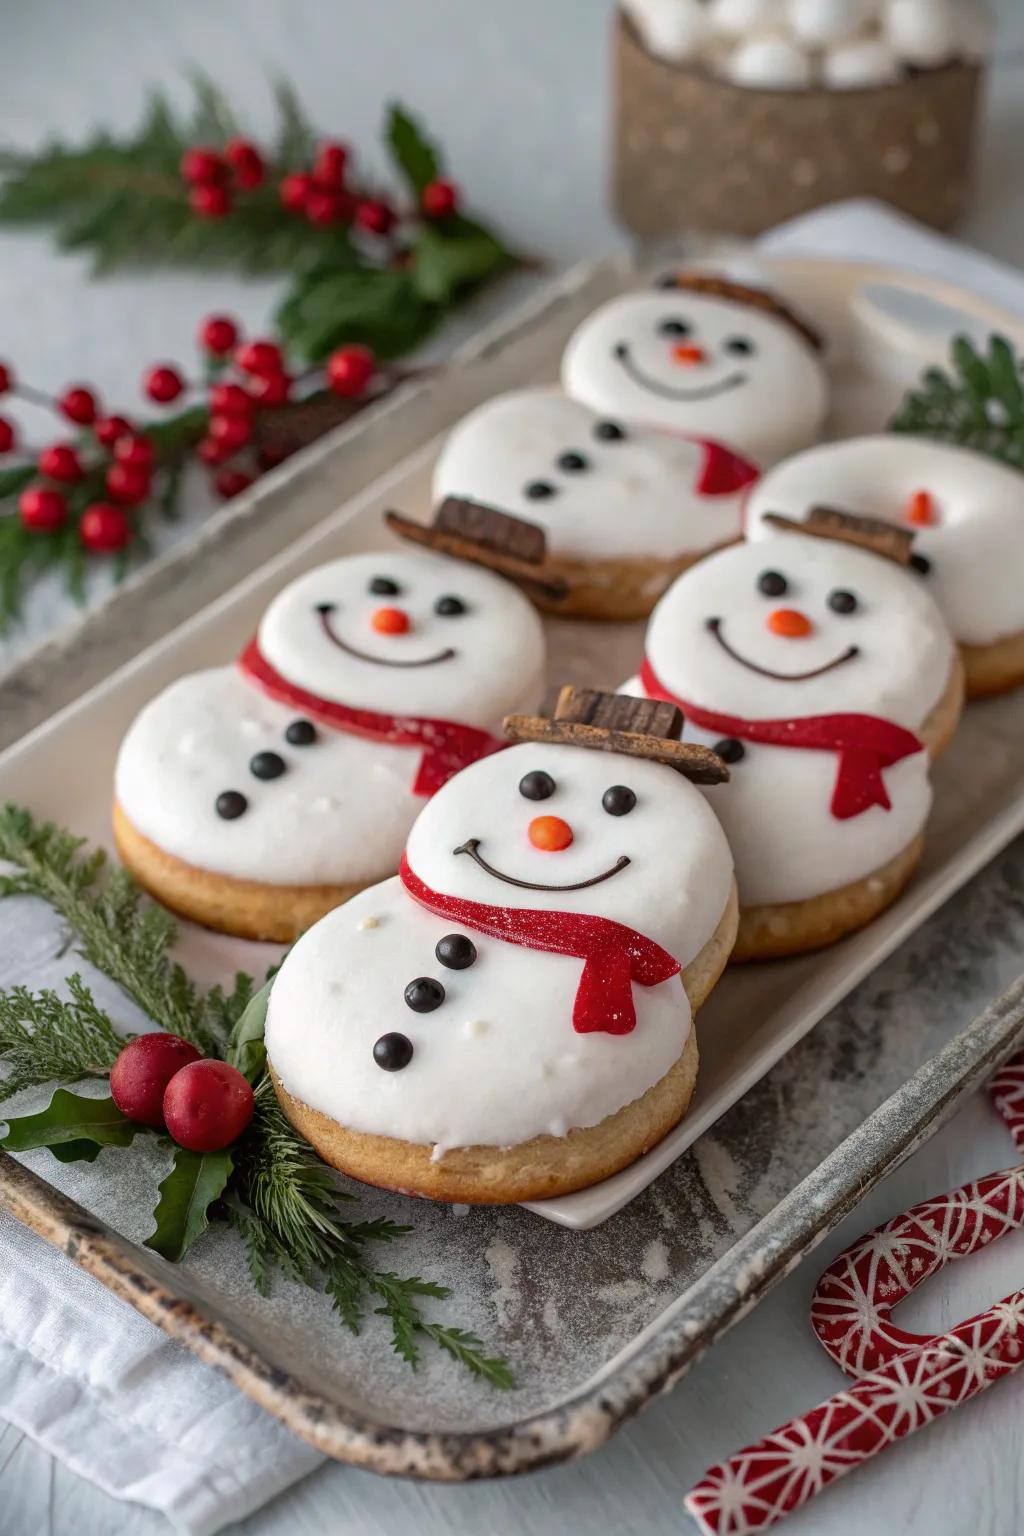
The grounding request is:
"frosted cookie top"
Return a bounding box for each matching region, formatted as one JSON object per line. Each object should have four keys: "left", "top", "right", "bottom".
{"left": 561, "top": 275, "right": 828, "bottom": 463}
{"left": 256, "top": 548, "right": 545, "bottom": 727}
{"left": 746, "top": 434, "right": 1024, "bottom": 647}
{"left": 431, "top": 387, "right": 758, "bottom": 562}
{"left": 644, "top": 533, "right": 954, "bottom": 729}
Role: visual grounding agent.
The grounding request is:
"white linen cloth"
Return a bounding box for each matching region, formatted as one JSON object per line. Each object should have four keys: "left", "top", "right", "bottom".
{"left": 2, "top": 196, "right": 1024, "bottom": 1533}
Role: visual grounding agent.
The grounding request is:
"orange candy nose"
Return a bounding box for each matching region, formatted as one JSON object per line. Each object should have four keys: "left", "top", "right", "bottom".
{"left": 528, "top": 815, "right": 574, "bottom": 852}
{"left": 767, "top": 608, "right": 813, "bottom": 638}
{"left": 370, "top": 606, "right": 410, "bottom": 634}
{"left": 672, "top": 343, "right": 706, "bottom": 366}
{"left": 906, "top": 489, "right": 936, "bottom": 526}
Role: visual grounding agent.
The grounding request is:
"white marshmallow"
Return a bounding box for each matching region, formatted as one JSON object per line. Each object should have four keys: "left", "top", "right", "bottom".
{"left": 823, "top": 36, "right": 901, "bottom": 87}
{"left": 707, "top": 0, "right": 785, "bottom": 39}
{"left": 883, "top": 0, "right": 960, "bottom": 67}
{"left": 726, "top": 34, "right": 814, "bottom": 88}
{"left": 622, "top": 0, "right": 710, "bottom": 63}
{"left": 787, "top": 0, "right": 877, "bottom": 48}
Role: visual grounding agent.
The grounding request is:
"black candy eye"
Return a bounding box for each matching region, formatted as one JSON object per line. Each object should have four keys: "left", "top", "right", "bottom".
{"left": 250, "top": 750, "right": 286, "bottom": 780}
{"left": 369, "top": 576, "right": 400, "bottom": 596}
{"left": 714, "top": 737, "right": 745, "bottom": 764}
{"left": 724, "top": 336, "right": 754, "bottom": 356}
{"left": 404, "top": 977, "right": 445, "bottom": 1013}
{"left": 658, "top": 318, "right": 691, "bottom": 337}
{"left": 519, "top": 770, "right": 555, "bottom": 801}
{"left": 373, "top": 1033, "right": 413, "bottom": 1071}
{"left": 827, "top": 589, "right": 858, "bottom": 615}
{"left": 602, "top": 785, "right": 636, "bottom": 816}
{"left": 757, "top": 570, "right": 788, "bottom": 597}
{"left": 285, "top": 719, "right": 317, "bottom": 746}
{"left": 435, "top": 595, "right": 466, "bottom": 616}
{"left": 525, "top": 480, "right": 556, "bottom": 500}
{"left": 215, "top": 790, "right": 247, "bottom": 820}
{"left": 910, "top": 553, "right": 931, "bottom": 576}
{"left": 593, "top": 420, "right": 626, "bottom": 442}
{"left": 557, "top": 451, "right": 588, "bottom": 472}
{"left": 435, "top": 933, "right": 477, "bottom": 970}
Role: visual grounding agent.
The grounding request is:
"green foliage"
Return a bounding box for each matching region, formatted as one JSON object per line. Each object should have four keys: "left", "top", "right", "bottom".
{"left": 226, "top": 977, "right": 273, "bottom": 1083}
{"left": 0, "top": 1088, "right": 143, "bottom": 1159}
{"left": 386, "top": 104, "right": 440, "bottom": 195}
{"left": 146, "top": 1145, "right": 234, "bottom": 1262}
{"left": 889, "top": 333, "right": 1024, "bottom": 468}
{"left": 0, "top": 973, "right": 123, "bottom": 1102}
{"left": 275, "top": 263, "right": 438, "bottom": 362}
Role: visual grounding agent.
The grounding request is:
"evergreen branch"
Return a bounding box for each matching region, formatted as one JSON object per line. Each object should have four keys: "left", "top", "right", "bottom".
{"left": 0, "top": 974, "right": 124, "bottom": 1101}
{"left": 889, "top": 332, "right": 1024, "bottom": 469}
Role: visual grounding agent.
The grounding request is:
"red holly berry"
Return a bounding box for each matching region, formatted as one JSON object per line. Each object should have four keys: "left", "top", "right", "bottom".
{"left": 19, "top": 486, "right": 67, "bottom": 532}
{"left": 305, "top": 187, "right": 350, "bottom": 226}
{"left": 313, "top": 140, "right": 349, "bottom": 187}
{"left": 225, "top": 138, "right": 265, "bottom": 190}
{"left": 181, "top": 146, "right": 225, "bottom": 185}
{"left": 144, "top": 365, "right": 185, "bottom": 405}
{"left": 279, "top": 171, "right": 313, "bottom": 212}
{"left": 355, "top": 199, "right": 395, "bottom": 236}
{"left": 94, "top": 414, "right": 134, "bottom": 448}
{"left": 421, "top": 178, "right": 458, "bottom": 219}
{"left": 199, "top": 314, "right": 240, "bottom": 356}
{"left": 113, "top": 433, "right": 155, "bottom": 470}
{"left": 213, "top": 466, "right": 255, "bottom": 499}
{"left": 162, "top": 1059, "right": 255, "bottom": 1152}
{"left": 326, "top": 344, "right": 375, "bottom": 398}
{"left": 209, "top": 381, "right": 253, "bottom": 417}
{"left": 0, "top": 363, "right": 13, "bottom": 395}
{"left": 37, "top": 443, "right": 83, "bottom": 482}
{"left": 234, "top": 339, "right": 283, "bottom": 377}
{"left": 197, "top": 434, "right": 232, "bottom": 465}
{"left": 59, "top": 386, "right": 99, "bottom": 425}
{"left": 0, "top": 417, "right": 16, "bottom": 453}
{"left": 110, "top": 1033, "right": 203, "bottom": 1128}
{"left": 190, "top": 182, "right": 232, "bottom": 218}
{"left": 106, "top": 462, "right": 151, "bottom": 505}
{"left": 80, "top": 502, "right": 131, "bottom": 552}
{"left": 246, "top": 370, "right": 291, "bottom": 407}
{"left": 208, "top": 412, "right": 251, "bottom": 451}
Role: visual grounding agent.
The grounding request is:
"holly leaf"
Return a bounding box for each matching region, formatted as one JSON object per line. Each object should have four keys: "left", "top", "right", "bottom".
{"left": 410, "top": 215, "right": 513, "bottom": 306}
{"left": 0, "top": 1090, "right": 143, "bottom": 1160}
{"left": 145, "top": 1145, "right": 234, "bottom": 1263}
{"left": 227, "top": 977, "right": 273, "bottom": 1083}
{"left": 275, "top": 263, "right": 439, "bottom": 362}
{"left": 386, "top": 104, "right": 440, "bottom": 196}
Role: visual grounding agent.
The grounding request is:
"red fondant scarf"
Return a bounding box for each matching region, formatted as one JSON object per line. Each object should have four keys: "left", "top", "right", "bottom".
{"left": 399, "top": 854, "right": 680, "bottom": 1036}
{"left": 639, "top": 657, "right": 923, "bottom": 821}
{"left": 239, "top": 638, "right": 503, "bottom": 796}
{"left": 694, "top": 439, "right": 759, "bottom": 498}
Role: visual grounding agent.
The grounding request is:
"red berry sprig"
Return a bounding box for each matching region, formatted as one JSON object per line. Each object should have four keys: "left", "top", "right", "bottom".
{"left": 110, "top": 1032, "right": 254, "bottom": 1151}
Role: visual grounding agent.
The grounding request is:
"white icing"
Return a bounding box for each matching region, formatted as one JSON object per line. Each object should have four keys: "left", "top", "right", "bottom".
{"left": 266, "top": 742, "right": 734, "bottom": 1150}
{"left": 746, "top": 435, "right": 1024, "bottom": 647}
{"left": 257, "top": 548, "right": 545, "bottom": 726}
{"left": 823, "top": 36, "right": 900, "bottom": 87}
{"left": 883, "top": 0, "right": 959, "bottom": 67}
{"left": 561, "top": 285, "right": 828, "bottom": 464}
{"left": 631, "top": 535, "right": 955, "bottom": 905}
{"left": 431, "top": 388, "right": 754, "bottom": 563}
{"left": 622, "top": 0, "right": 710, "bottom": 62}
{"left": 725, "top": 34, "right": 814, "bottom": 89}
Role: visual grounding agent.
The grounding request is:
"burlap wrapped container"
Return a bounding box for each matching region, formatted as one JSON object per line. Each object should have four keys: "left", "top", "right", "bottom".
{"left": 613, "top": 10, "right": 984, "bottom": 239}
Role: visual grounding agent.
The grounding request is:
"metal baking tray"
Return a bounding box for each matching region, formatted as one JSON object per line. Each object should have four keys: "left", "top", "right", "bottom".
{"left": 2, "top": 255, "right": 1023, "bottom": 1476}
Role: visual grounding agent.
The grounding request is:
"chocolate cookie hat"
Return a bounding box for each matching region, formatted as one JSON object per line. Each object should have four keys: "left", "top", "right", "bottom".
{"left": 386, "top": 497, "right": 570, "bottom": 603}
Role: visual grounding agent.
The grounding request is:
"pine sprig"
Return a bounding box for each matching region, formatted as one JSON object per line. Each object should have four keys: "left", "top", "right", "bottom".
{"left": 0, "top": 974, "right": 123, "bottom": 1101}
{"left": 889, "top": 333, "right": 1024, "bottom": 468}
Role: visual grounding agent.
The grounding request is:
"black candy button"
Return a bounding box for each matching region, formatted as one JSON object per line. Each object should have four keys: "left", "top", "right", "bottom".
{"left": 435, "top": 595, "right": 466, "bottom": 616}
{"left": 602, "top": 784, "right": 637, "bottom": 816}
{"left": 558, "top": 451, "right": 588, "bottom": 472}
{"left": 658, "top": 318, "right": 690, "bottom": 337}
{"left": 519, "top": 770, "right": 555, "bottom": 801}
{"left": 724, "top": 335, "right": 754, "bottom": 356}
{"left": 404, "top": 977, "right": 445, "bottom": 1013}
{"left": 525, "top": 480, "right": 556, "bottom": 500}
{"left": 593, "top": 420, "right": 626, "bottom": 441}
{"left": 910, "top": 553, "right": 931, "bottom": 576}
{"left": 436, "top": 933, "right": 477, "bottom": 970}
{"left": 373, "top": 1032, "right": 413, "bottom": 1071}
{"left": 757, "top": 570, "right": 788, "bottom": 597}
{"left": 250, "top": 750, "right": 286, "bottom": 780}
{"left": 827, "top": 588, "right": 858, "bottom": 614}
{"left": 713, "top": 737, "right": 745, "bottom": 764}
{"left": 215, "top": 790, "right": 247, "bottom": 820}
{"left": 369, "top": 575, "right": 400, "bottom": 596}
{"left": 285, "top": 719, "right": 317, "bottom": 746}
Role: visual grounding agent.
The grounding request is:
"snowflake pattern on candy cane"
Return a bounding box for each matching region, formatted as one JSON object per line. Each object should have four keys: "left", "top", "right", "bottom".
{"left": 684, "top": 1053, "right": 1024, "bottom": 1536}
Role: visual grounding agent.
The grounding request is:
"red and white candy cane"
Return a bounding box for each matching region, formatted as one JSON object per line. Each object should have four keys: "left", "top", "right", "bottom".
{"left": 684, "top": 1054, "right": 1024, "bottom": 1536}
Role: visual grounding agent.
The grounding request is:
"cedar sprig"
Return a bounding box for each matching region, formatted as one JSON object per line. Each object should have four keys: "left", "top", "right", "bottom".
{"left": 889, "top": 333, "right": 1024, "bottom": 468}
{"left": 0, "top": 974, "right": 123, "bottom": 1102}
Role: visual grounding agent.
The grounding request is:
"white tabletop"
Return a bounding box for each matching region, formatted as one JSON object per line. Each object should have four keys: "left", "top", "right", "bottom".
{"left": 3, "top": 2, "right": 1024, "bottom": 1533}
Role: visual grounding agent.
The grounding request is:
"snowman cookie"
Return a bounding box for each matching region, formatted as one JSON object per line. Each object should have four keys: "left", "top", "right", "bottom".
{"left": 561, "top": 272, "right": 829, "bottom": 464}
{"left": 114, "top": 550, "right": 546, "bottom": 942}
{"left": 627, "top": 511, "right": 964, "bottom": 960}
{"left": 427, "top": 388, "right": 758, "bottom": 620}
{"left": 746, "top": 434, "right": 1024, "bottom": 698}
{"left": 265, "top": 687, "right": 737, "bottom": 1203}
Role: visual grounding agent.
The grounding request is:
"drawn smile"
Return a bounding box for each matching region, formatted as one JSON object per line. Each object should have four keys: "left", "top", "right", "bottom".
{"left": 613, "top": 343, "right": 747, "bottom": 402}
{"left": 706, "top": 617, "right": 859, "bottom": 682}
{"left": 454, "top": 838, "right": 631, "bottom": 892}
{"left": 316, "top": 605, "right": 455, "bottom": 668}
